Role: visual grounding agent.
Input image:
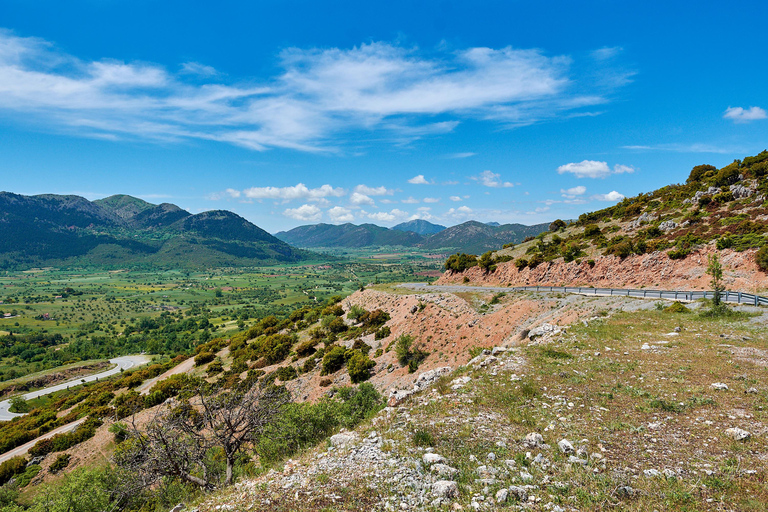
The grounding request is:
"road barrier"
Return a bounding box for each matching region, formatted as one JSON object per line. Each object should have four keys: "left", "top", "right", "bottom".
{"left": 509, "top": 286, "right": 768, "bottom": 306}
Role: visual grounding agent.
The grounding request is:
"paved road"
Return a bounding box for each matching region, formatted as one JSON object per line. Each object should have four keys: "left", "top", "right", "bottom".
{"left": 0, "top": 417, "right": 86, "bottom": 463}
{"left": 398, "top": 283, "right": 768, "bottom": 306}
{"left": 0, "top": 355, "right": 151, "bottom": 422}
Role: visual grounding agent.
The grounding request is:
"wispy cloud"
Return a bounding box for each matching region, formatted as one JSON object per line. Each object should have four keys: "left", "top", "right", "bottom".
{"left": 723, "top": 106, "right": 767, "bottom": 123}
{"left": 556, "top": 160, "right": 634, "bottom": 178}
{"left": 353, "top": 184, "right": 394, "bottom": 196}
{"left": 448, "top": 152, "right": 476, "bottom": 159}
{"left": 622, "top": 143, "right": 737, "bottom": 154}
{"left": 472, "top": 170, "right": 513, "bottom": 187}
{"left": 0, "top": 30, "right": 627, "bottom": 152}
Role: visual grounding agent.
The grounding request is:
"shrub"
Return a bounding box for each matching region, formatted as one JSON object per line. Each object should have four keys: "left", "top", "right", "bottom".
{"left": 712, "top": 191, "right": 734, "bottom": 204}
{"left": 412, "top": 429, "right": 435, "bottom": 447}
{"left": 276, "top": 365, "right": 298, "bottom": 382}
{"left": 109, "top": 422, "right": 129, "bottom": 443}
{"left": 583, "top": 224, "right": 601, "bottom": 237}
{"left": 347, "top": 305, "right": 368, "bottom": 323}
{"left": 295, "top": 339, "right": 318, "bottom": 357}
{"left": 687, "top": 164, "right": 717, "bottom": 184}
{"left": 394, "top": 335, "right": 429, "bottom": 373}
{"left": 321, "top": 346, "right": 347, "bottom": 375}
{"left": 49, "top": 453, "right": 71, "bottom": 474}
{"left": 325, "top": 317, "right": 348, "bottom": 334}
{"left": 549, "top": 219, "right": 567, "bottom": 232}
{"left": 0, "top": 456, "right": 27, "bottom": 486}
{"left": 444, "top": 253, "right": 478, "bottom": 272}
{"left": 664, "top": 301, "right": 690, "bottom": 313}
{"left": 194, "top": 351, "right": 215, "bottom": 366}
{"left": 374, "top": 326, "right": 391, "bottom": 340}
{"left": 319, "top": 378, "right": 332, "bottom": 387}
{"left": 528, "top": 253, "right": 544, "bottom": 268}
{"left": 347, "top": 351, "right": 376, "bottom": 383}
{"left": 321, "top": 304, "right": 344, "bottom": 317}
{"left": 515, "top": 258, "right": 528, "bottom": 270}
{"left": 252, "top": 333, "right": 295, "bottom": 365}
{"left": 756, "top": 246, "right": 768, "bottom": 272}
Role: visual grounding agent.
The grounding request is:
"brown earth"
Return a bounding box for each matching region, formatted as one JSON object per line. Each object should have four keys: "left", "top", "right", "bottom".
{"left": 437, "top": 244, "right": 768, "bottom": 293}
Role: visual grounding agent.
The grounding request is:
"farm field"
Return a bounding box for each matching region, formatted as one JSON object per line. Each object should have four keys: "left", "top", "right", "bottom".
{"left": 0, "top": 252, "right": 442, "bottom": 385}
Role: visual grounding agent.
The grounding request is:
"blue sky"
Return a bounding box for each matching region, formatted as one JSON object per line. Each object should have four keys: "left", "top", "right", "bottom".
{"left": 0, "top": 0, "right": 766, "bottom": 232}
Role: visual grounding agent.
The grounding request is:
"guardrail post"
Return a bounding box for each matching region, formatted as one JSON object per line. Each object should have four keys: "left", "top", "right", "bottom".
{"left": 738, "top": 292, "right": 742, "bottom": 303}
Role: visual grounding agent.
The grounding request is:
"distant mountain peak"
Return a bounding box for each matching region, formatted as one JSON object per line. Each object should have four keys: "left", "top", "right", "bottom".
{"left": 392, "top": 219, "right": 446, "bottom": 236}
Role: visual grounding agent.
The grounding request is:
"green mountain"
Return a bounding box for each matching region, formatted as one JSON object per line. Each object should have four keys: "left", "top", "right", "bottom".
{"left": 275, "top": 223, "right": 423, "bottom": 248}
{"left": 392, "top": 219, "right": 446, "bottom": 236}
{"left": 420, "top": 220, "right": 550, "bottom": 253}
{"left": 0, "top": 192, "right": 307, "bottom": 269}
{"left": 274, "top": 220, "right": 550, "bottom": 254}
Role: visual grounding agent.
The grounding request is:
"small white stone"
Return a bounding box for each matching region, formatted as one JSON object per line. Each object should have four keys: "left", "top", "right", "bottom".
{"left": 557, "top": 439, "right": 574, "bottom": 454}
{"left": 711, "top": 382, "right": 729, "bottom": 391}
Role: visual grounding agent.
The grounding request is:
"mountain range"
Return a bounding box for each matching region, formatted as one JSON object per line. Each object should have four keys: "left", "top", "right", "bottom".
{"left": 0, "top": 193, "right": 306, "bottom": 269}
{"left": 275, "top": 219, "right": 550, "bottom": 254}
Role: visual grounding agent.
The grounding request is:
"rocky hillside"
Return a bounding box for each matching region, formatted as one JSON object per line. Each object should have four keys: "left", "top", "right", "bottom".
{"left": 439, "top": 151, "right": 768, "bottom": 293}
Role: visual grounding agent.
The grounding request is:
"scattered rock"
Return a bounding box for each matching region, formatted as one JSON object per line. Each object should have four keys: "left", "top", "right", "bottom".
{"left": 329, "top": 432, "right": 357, "bottom": 448}
{"left": 423, "top": 453, "right": 447, "bottom": 465}
{"left": 711, "top": 383, "right": 729, "bottom": 391}
{"left": 557, "top": 439, "right": 574, "bottom": 454}
{"left": 431, "top": 464, "right": 458, "bottom": 477}
{"left": 643, "top": 469, "right": 661, "bottom": 477}
{"left": 522, "top": 432, "right": 544, "bottom": 448}
{"left": 495, "top": 488, "right": 509, "bottom": 503}
{"left": 528, "top": 323, "right": 561, "bottom": 339}
{"left": 659, "top": 220, "right": 677, "bottom": 231}
{"left": 508, "top": 485, "right": 528, "bottom": 501}
{"left": 432, "top": 480, "right": 459, "bottom": 498}
{"left": 616, "top": 486, "right": 635, "bottom": 498}
{"left": 725, "top": 427, "right": 751, "bottom": 441}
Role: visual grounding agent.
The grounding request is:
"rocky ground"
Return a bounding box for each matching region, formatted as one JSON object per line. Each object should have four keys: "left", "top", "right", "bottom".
{"left": 194, "top": 295, "right": 768, "bottom": 512}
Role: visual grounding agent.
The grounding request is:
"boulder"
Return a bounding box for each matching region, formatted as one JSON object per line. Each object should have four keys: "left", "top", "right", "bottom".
{"left": 432, "top": 480, "right": 459, "bottom": 498}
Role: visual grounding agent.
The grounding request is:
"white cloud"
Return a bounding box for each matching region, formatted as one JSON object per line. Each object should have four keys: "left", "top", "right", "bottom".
{"left": 354, "top": 184, "right": 394, "bottom": 196}
{"left": 556, "top": 161, "right": 634, "bottom": 179}
{"left": 472, "top": 170, "right": 514, "bottom": 187}
{"left": 449, "top": 196, "right": 462, "bottom": 201}
{"left": 408, "top": 175, "right": 430, "bottom": 184}
{"left": 723, "top": 106, "right": 767, "bottom": 123}
{"left": 401, "top": 197, "right": 420, "bottom": 204}
{"left": 241, "top": 183, "right": 345, "bottom": 202}
{"left": 561, "top": 186, "right": 586, "bottom": 196}
{"left": 283, "top": 204, "right": 322, "bottom": 221}
{"left": 361, "top": 208, "right": 409, "bottom": 223}
{"left": 622, "top": 143, "right": 737, "bottom": 154}
{"left": 592, "top": 191, "right": 625, "bottom": 201}
{"left": 613, "top": 164, "right": 635, "bottom": 174}
{"left": 0, "top": 32, "right": 624, "bottom": 151}
{"left": 327, "top": 206, "right": 355, "bottom": 222}
{"left": 423, "top": 197, "right": 440, "bottom": 203}
{"left": 445, "top": 205, "right": 474, "bottom": 220}
{"left": 591, "top": 47, "right": 622, "bottom": 60}
{"left": 526, "top": 206, "right": 550, "bottom": 215}
{"left": 449, "top": 152, "right": 476, "bottom": 159}
{"left": 557, "top": 160, "right": 611, "bottom": 178}
{"left": 349, "top": 192, "right": 375, "bottom": 206}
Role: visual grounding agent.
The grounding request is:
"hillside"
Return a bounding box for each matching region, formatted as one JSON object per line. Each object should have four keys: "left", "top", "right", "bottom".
{"left": 439, "top": 151, "right": 768, "bottom": 292}
{"left": 392, "top": 219, "right": 446, "bottom": 236}
{"left": 275, "top": 223, "right": 424, "bottom": 248}
{"left": 275, "top": 220, "right": 550, "bottom": 254}
{"left": 0, "top": 192, "right": 307, "bottom": 268}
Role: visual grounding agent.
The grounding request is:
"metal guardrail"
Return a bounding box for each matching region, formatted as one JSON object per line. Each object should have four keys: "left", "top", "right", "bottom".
{"left": 508, "top": 286, "right": 768, "bottom": 306}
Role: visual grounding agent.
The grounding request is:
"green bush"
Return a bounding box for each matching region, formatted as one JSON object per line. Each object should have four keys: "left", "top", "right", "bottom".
{"left": 687, "top": 164, "right": 717, "bottom": 184}
{"left": 0, "top": 456, "right": 27, "bottom": 486}
{"left": 276, "top": 365, "right": 298, "bottom": 382}
{"left": 194, "top": 351, "right": 215, "bottom": 366}
{"left": 321, "top": 346, "right": 347, "bottom": 375}
{"left": 374, "top": 326, "right": 391, "bottom": 340}
{"left": 347, "top": 305, "right": 368, "bottom": 323}
{"left": 49, "top": 453, "right": 71, "bottom": 474}
{"left": 528, "top": 253, "right": 544, "bottom": 268}
{"left": 756, "top": 246, "right": 768, "bottom": 271}
{"left": 664, "top": 301, "right": 690, "bottom": 313}
{"left": 444, "top": 253, "right": 478, "bottom": 272}
{"left": 347, "top": 351, "right": 376, "bottom": 383}
{"left": 514, "top": 258, "right": 528, "bottom": 270}
{"left": 394, "top": 335, "right": 429, "bottom": 373}
{"left": 583, "top": 224, "right": 601, "bottom": 237}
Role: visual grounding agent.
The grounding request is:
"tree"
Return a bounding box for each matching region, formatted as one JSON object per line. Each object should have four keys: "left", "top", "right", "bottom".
{"left": 115, "top": 383, "right": 289, "bottom": 490}
{"left": 347, "top": 351, "right": 375, "bottom": 383}
{"left": 549, "top": 219, "right": 567, "bottom": 232}
{"left": 756, "top": 246, "right": 768, "bottom": 272}
{"left": 707, "top": 253, "right": 725, "bottom": 307}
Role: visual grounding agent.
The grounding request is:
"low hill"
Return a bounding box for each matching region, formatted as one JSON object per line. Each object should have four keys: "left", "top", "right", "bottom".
{"left": 392, "top": 219, "right": 446, "bottom": 236}
{"left": 0, "top": 192, "right": 307, "bottom": 269}
{"left": 275, "top": 220, "right": 549, "bottom": 253}
{"left": 275, "top": 223, "right": 424, "bottom": 248}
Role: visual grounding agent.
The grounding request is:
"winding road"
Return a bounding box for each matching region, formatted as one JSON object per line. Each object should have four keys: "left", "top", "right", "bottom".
{"left": 0, "top": 355, "right": 151, "bottom": 422}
